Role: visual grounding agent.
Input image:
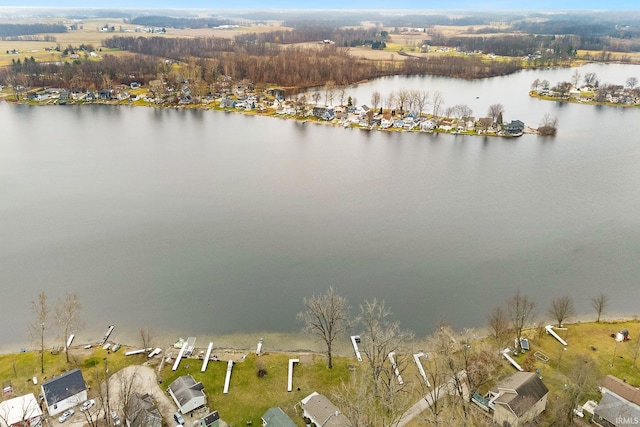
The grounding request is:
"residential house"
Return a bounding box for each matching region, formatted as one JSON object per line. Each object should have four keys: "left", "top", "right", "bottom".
{"left": 168, "top": 375, "right": 206, "bottom": 414}
{"left": 489, "top": 372, "right": 549, "bottom": 427}
{"left": 219, "top": 98, "right": 236, "bottom": 108}
{"left": 40, "top": 368, "right": 87, "bottom": 416}
{"left": 0, "top": 393, "right": 42, "bottom": 427}
{"left": 593, "top": 375, "right": 640, "bottom": 427}
{"left": 197, "top": 411, "right": 220, "bottom": 427}
{"left": 438, "top": 118, "right": 455, "bottom": 131}
{"left": 299, "top": 392, "right": 350, "bottom": 427}
{"left": 126, "top": 392, "right": 162, "bottom": 427}
{"left": 504, "top": 120, "right": 525, "bottom": 135}
{"left": 261, "top": 407, "right": 296, "bottom": 427}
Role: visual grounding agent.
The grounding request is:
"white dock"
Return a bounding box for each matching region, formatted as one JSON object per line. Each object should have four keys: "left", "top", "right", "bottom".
{"left": 172, "top": 342, "right": 188, "bottom": 371}
{"left": 125, "top": 348, "right": 147, "bottom": 356}
{"left": 287, "top": 359, "right": 299, "bottom": 392}
{"left": 100, "top": 325, "right": 115, "bottom": 345}
{"left": 223, "top": 360, "right": 233, "bottom": 394}
{"left": 66, "top": 334, "right": 75, "bottom": 349}
{"left": 201, "top": 342, "right": 214, "bottom": 372}
{"left": 256, "top": 338, "right": 264, "bottom": 356}
{"left": 350, "top": 335, "right": 363, "bottom": 362}
{"left": 148, "top": 348, "right": 162, "bottom": 358}
{"left": 545, "top": 325, "right": 568, "bottom": 346}
{"left": 388, "top": 352, "right": 404, "bottom": 385}
{"left": 413, "top": 353, "right": 430, "bottom": 387}
{"left": 502, "top": 348, "right": 524, "bottom": 371}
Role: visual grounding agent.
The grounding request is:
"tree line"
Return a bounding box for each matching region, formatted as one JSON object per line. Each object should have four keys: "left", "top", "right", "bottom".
{"left": 0, "top": 23, "right": 67, "bottom": 38}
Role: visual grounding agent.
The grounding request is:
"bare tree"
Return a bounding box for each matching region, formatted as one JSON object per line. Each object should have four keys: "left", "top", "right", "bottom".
{"left": 487, "top": 103, "right": 504, "bottom": 124}
{"left": 547, "top": 295, "right": 576, "bottom": 327}
{"left": 324, "top": 80, "right": 335, "bottom": 106}
{"left": 297, "top": 287, "right": 352, "bottom": 369}
{"left": 626, "top": 76, "right": 638, "bottom": 89}
{"left": 431, "top": 91, "right": 444, "bottom": 118}
{"left": 538, "top": 113, "right": 559, "bottom": 136}
{"left": 312, "top": 90, "right": 321, "bottom": 106}
{"left": 583, "top": 72, "right": 598, "bottom": 87}
{"left": 28, "top": 291, "right": 49, "bottom": 374}
{"left": 506, "top": 290, "right": 535, "bottom": 351}
{"left": 557, "top": 355, "right": 599, "bottom": 426}
{"left": 571, "top": 70, "right": 581, "bottom": 87}
{"left": 414, "top": 91, "right": 429, "bottom": 117}
{"left": 531, "top": 78, "right": 541, "bottom": 90}
{"left": 371, "top": 91, "right": 381, "bottom": 112}
{"left": 591, "top": 293, "right": 608, "bottom": 322}
{"left": 55, "top": 292, "right": 83, "bottom": 363}
{"left": 116, "top": 367, "right": 141, "bottom": 425}
{"left": 140, "top": 328, "right": 153, "bottom": 353}
{"left": 487, "top": 306, "right": 510, "bottom": 354}
{"left": 386, "top": 90, "right": 396, "bottom": 112}
{"left": 396, "top": 89, "right": 409, "bottom": 115}
{"left": 359, "top": 299, "right": 414, "bottom": 391}
{"left": 338, "top": 85, "right": 347, "bottom": 106}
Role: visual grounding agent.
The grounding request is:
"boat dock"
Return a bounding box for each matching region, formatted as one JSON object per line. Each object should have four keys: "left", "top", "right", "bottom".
{"left": 256, "top": 338, "right": 263, "bottom": 356}
{"left": 185, "top": 337, "right": 197, "bottom": 356}
{"left": 148, "top": 348, "right": 162, "bottom": 358}
{"left": 287, "top": 359, "right": 299, "bottom": 392}
{"left": 223, "top": 360, "right": 233, "bottom": 394}
{"left": 502, "top": 348, "right": 524, "bottom": 371}
{"left": 66, "top": 334, "right": 74, "bottom": 349}
{"left": 125, "top": 348, "right": 147, "bottom": 356}
{"left": 172, "top": 341, "right": 188, "bottom": 371}
{"left": 388, "top": 352, "right": 404, "bottom": 385}
{"left": 100, "top": 325, "right": 115, "bottom": 345}
{"left": 201, "top": 342, "right": 214, "bottom": 372}
{"left": 350, "top": 335, "right": 363, "bottom": 362}
{"left": 545, "top": 325, "right": 568, "bottom": 346}
{"left": 413, "top": 352, "right": 430, "bottom": 387}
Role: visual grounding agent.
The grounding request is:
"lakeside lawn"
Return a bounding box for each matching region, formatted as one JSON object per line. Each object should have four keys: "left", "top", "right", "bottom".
{"left": 1, "top": 319, "right": 638, "bottom": 426}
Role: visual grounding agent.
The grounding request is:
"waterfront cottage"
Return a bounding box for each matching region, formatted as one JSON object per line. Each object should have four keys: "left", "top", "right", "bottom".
{"left": 489, "top": 372, "right": 549, "bottom": 427}
{"left": 299, "top": 392, "right": 350, "bottom": 427}
{"left": 168, "top": 375, "right": 206, "bottom": 414}
{"left": 41, "top": 369, "right": 87, "bottom": 416}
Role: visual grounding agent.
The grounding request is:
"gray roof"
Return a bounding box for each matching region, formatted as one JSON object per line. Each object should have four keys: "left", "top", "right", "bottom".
{"left": 127, "top": 392, "right": 162, "bottom": 427}
{"left": 595, "top": 391, "right": 640, "bottom": 425}
{"left": 301, "top": 392, "right": 350, "bottom": 427}
{"left": 493, "top": 372, "right": 549, "bottom": 416}
{"left": 168, "top": 375, "right": 205, "bottom": 408}
{"left": 41, "top": 369, "right": 86, "bottom": 406}
{"left": 262, "top": 407, "right": 297, "bottom": 427}
{"left": 601, "top": 375, "right": 640, "bottom": 406}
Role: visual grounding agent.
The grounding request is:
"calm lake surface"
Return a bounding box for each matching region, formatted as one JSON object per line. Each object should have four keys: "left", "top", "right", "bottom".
{"left": 2, "top": 63, "right": 640, "bottom": 349}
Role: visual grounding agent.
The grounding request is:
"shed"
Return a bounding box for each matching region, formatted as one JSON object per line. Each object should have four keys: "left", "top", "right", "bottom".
{"left": 41, "top": 368, "right": 87, "bottom": 416}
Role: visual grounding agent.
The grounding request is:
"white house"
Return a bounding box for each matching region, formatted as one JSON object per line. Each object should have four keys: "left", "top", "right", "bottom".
{"left": 0, "top": 393, "right": 42, "bottom": 427}
{"left": 168, "top": 375, "right": 206, "bottom": 414}
{"left": 41, "top": 369, "right": 87, "bottom": 416}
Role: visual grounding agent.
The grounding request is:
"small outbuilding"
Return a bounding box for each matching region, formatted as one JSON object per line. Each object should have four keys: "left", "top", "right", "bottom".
{"left": 168, "top": 375, "right": 206, "bottom": 414}
{"left": 41, "top": 368, "right": 87, "bottom": 416}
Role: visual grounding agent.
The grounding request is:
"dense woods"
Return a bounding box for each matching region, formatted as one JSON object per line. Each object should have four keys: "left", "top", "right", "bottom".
{"left": 0, "top": 23, "right": 67, "bottom": 38}
{"left": 129, "top": 16, "right": 231, "bottom": 29}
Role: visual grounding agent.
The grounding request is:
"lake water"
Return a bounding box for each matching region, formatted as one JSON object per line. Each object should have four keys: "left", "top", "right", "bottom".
{"left": 1, "top": 63, "right": 640, "bottom": 350}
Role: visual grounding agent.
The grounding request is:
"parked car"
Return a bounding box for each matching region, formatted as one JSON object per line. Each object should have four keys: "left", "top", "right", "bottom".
{"left": 174, "top": 412, "right": 185, "bottom": 425}
{"left": 111, "top": 411, "right": 121, "bottom": 426}
{"left": 58, "top": 409, "right": 75, "bottom": 423}
{"left": 80, "top": 399, "right": 95, "bottom": 412}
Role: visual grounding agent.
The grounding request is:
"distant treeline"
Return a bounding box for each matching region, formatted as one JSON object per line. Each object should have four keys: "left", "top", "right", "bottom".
{"left": 428, "top": 33, "right": 580, "bottom": 58}
{"left": 0, "top": 24, "right": 67, "bottom": 38}
{"left": 130, "top": 16, "right": 231, "bottom": 29}
{"left": 234, "top": 27, "right": 388, "bottom": 47}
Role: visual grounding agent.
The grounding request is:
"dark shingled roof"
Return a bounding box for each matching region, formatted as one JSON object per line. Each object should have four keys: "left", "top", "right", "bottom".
{"left": 493, "top": 372, "right": 549, "bottom": 416}
{"left": 262, "top": 407, "right": 297, "bottom": 427}
{"left": 41, "top": 369, "right": 86, "bottom": 406}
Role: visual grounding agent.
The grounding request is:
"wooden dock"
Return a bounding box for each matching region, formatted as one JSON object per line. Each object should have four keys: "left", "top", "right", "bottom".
{"left": 100, "top": 325, "right": 115, "bottom": 345}
{"left": 287, "top": 359, "right": 299, "bottom": 392}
